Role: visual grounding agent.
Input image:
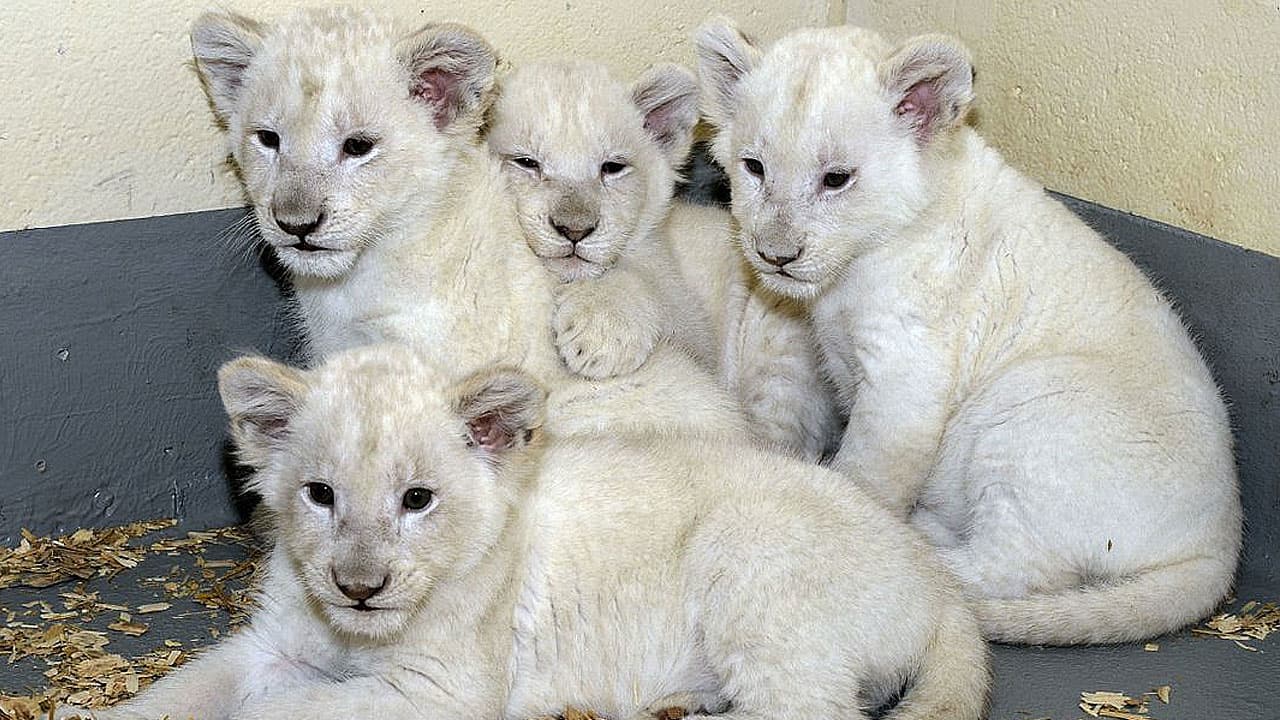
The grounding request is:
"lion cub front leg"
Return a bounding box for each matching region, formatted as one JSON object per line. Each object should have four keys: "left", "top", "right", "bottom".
{"left": 828, "top": 353, "right": 951, "bottom": 517}
{"left": 554, "top": 263, "right": 663, "bottom": 379}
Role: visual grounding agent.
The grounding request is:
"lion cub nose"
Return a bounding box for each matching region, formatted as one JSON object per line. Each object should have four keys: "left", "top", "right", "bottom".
{"left": 758, "top": 249, "right": 799, "bottom": 267}
{"left": 552, "top": 222, "right": 596, "bottom": 244}
{"left": 275, "top": 212, "right": 324, "bottom": 240}
{"left": 336, "top": 576, "right": 387, "bottom": 602}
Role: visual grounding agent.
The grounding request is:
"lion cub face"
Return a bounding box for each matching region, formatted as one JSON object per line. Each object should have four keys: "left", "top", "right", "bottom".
{"left": 487, "top": 62, "right": 699, "bottom": 282}
{"left": 218, "top": 347, "right": 544, "bottom": 640}
{"left": 695, "top": 21, "right": 974, "bottom": 299}
{"left": 192, "top": 9, "right": 496, "bottom": 279}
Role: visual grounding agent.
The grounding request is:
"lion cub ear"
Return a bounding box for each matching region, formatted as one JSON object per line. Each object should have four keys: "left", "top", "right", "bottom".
{"left": 693, "top": 17, "right": 761, "bottom": 131}
{"left": 191, "top": 10, "right": 266, "bottom": 123}
{"left": 452, "top": 367, "right": 546, "bottom": 457}
{"left": 218, "top": 356, "right": 308, "bottom": 469}
{"left": 632, "top": 64, "right": 700, "bottom": 165}
{"left": 879, "top": 34, "right": 974, "bottom": 144}
{"left": 397, "top": 23, "right": 498, "bottom": 133}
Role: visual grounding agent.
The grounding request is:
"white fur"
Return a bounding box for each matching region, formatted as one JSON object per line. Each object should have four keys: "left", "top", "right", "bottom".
{"left": 697, "top": 20, "right": 1242, "bottom": 644}
{"left": 192, "top": 9, "right": 745, "bottom": 443}
{"left": 487, "top": 61, "right": 715, "bottom": 378}
{"left": 61, "top": 347, "right": 988, "bottom": 720}
{"left": 665, "top": 202, "right": 844, "bottom": 461}
{"left": 487, "top": 61, "right": 841, "bottom": 459}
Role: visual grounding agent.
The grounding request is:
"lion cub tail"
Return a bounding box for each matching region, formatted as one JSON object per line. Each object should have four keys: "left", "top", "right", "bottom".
{"left": 887, "top": 601, "right": 990, "bottom": 720}
{"left": 973, "top": 555, "right": 1235, "bottom": 645}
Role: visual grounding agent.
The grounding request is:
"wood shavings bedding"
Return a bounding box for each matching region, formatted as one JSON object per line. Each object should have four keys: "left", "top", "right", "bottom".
{"left": 0, "top": 520, "right": 260, "bottom": 719}
{"left": 1191, "top": 600, "right": 1280, "bottom": 651}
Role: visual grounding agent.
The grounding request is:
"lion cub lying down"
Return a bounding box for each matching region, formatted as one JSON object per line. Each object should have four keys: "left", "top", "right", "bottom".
{"left": 64, "top": 345, "right": 988, "bottom": 720}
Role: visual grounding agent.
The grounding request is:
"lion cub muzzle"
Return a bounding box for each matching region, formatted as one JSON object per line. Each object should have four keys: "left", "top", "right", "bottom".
{"left": 548, "top": 189, "right": 602, "bottom": 253}
{"left": 748, "top": 215, "right": 807, "bottom": 274}
{"left": 271, "top": 177, "right": 329, "bottom": 248}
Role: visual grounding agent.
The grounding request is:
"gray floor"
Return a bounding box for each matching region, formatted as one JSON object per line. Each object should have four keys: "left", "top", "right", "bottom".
{"left": 990, "top": 583, "right": 1279, "bottom": 719}
{"left": 0, "top": 527, "right": 256, "bottom": 699}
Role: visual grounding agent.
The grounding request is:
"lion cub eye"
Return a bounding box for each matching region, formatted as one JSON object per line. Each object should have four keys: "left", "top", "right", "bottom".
{"left": 742, "top": 158, "right": 765, "bottom": 178}
{"left": 511, "top": 156, "right": 541, "bottom": 172}
{"left": 256, "top": 130, "right": 280, "bottom": 150}
{"left": 306, "top": 482, "right": 335, "bottom": 507}
{"left": 402, "top": 487, "right": 435, "bottom": 512}
{"left": 342, "top": 136, "right": 376, "bottom": 158}
{"left": 600, "top": 160, "right": 628, "bottom": 177}
{"left": 822, "top": 171, "right": 854, "bottom": 190}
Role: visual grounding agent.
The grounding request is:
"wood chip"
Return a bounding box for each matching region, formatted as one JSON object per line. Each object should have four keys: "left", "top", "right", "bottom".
{"left": 1078, "top": 687, "right": 1169, "bottom": 720}
{"left": 0, "top": 520, "right": 176, "bottom": 590}
{"left": 106, "top": 620, "right": 148, "bottom": 637}
{"left": 1143, "top": 642, "right": 1159, "bottom": 652}
{"left": 1195, "top": 600, "right": 1279, "bottom": 650}
{"left": 135, "top": 603, "right": 171, "bottom": 615}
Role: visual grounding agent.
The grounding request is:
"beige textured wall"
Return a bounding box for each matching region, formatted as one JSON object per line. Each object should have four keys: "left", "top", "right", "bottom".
{"left": 0, "top": 0, "right": 828, "bottom": 233}
{"left": 849, "top": 1, "right": 1279, "bottom": 256}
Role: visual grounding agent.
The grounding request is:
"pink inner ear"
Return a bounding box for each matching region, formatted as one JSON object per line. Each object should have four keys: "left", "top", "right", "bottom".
{"left": 411, "top": 68, "right": 458, "bottom": 130}
{"left": 896, "top": 78, "right": 940, "bottom": 142}
{"left": 644, "top": 102, "right": 678, "bottom": 144}
{"left": 467, "top": 413, "right": 511, "bottom": 452}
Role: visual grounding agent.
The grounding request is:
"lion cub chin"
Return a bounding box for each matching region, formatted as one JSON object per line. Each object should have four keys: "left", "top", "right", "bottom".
{"left": 62, "top": 345, "right": 988, "bottom": 720}
{"left": 697, "top": 19, "right": 1241, "bottom": 645}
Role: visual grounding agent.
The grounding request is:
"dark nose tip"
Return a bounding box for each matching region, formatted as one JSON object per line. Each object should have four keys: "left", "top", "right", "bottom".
{"left": 336, "top": 576, "right": 387, "bottom": 602}
{"left": 758, "top": 249, "right": 799, "bottom": 267}
{"left": 275, "top": 212, "right": 324, "bottom": 239}
{"left": 553, "top": 222, "right": 596, "bottom": 244}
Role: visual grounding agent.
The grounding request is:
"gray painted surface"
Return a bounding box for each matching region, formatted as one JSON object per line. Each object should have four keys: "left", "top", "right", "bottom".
{"left": 1055, "top": 193, "right": 1280, "bottom": 591}
{"left": 0, "top": 209, "right": 301, "bottom": 545}
{"left": 989, "top": 596, "right": 1279, "bottom": 719}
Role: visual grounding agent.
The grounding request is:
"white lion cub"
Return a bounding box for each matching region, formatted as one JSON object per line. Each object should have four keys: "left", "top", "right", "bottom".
{"left": 488, "top": 61, "right": 715, "bottom": 378}
{"left": 696, "top": 19, "right": 1241, "bottom": 644}
{"left": 191, "top": 7, "right": 561, "bottom": 378}
{"left": 488, "top": 62, "right": 842, "bottom": 459}
{"left": 61, "top": 345, "right": 989, "bottom": 720}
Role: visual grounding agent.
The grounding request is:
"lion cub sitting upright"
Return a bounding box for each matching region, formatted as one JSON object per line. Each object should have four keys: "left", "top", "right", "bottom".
{"left": 488, "top": 62, "right": 843, "bottom": 459}
{"left": 62, "top": 345, "right": 988, "bottom": 720}
{"left": 696, "top": 19, "right": 1241, "bottom": 644}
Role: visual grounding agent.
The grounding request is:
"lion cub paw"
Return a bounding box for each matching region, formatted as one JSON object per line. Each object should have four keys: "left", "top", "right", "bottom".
{"left": 553, "top": 282, "right": 659, "bottom": 379}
